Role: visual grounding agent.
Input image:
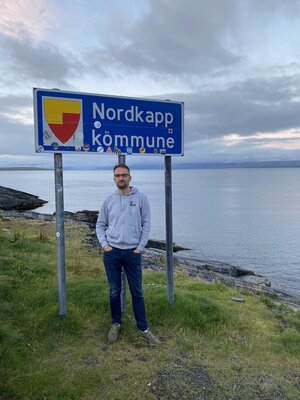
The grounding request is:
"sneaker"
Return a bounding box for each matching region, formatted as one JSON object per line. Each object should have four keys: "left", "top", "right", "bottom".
{"left": 138, "top": 329, "right": 161, "bottom": 347}
{"left": 108, "top": 323, "right": 121, "bottom": 343}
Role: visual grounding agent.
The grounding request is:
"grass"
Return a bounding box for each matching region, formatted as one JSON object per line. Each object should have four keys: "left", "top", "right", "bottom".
{"left": 1, "top": 216, "right": 300, "bottom": 399}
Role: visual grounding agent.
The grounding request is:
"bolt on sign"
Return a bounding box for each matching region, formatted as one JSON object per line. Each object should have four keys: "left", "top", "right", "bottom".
{"left": 33, "top": 88, "right": 184, "bottom": 156}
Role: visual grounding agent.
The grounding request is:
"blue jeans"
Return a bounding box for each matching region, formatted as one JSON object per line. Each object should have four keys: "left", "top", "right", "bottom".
{"left": 103, "top": 247, "right": 148, "bottom": 331}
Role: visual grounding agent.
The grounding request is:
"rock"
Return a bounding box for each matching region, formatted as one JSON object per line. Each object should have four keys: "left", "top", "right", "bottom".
{"left": 170, "top": 254, "right": 258, "bottom": 278}
{"left": 0, "top": 186, "right": 48, "bottom": 211}
{"left": 231, "top": 297, "right": 245, "bottom": 302}
{"left": 146, "top": 239, "right": 189, "bottom": 252}
{"left": 60, "top": 210, "right": 99, "bottom": 226}
{"left": 238, "top": 274, "right": 271, "bottom": 288}
{"left": 203, "top": 262, "right": 254, "bottom": 277}
{"left": 0, "top": 209, "right": 53, "bottom": 221}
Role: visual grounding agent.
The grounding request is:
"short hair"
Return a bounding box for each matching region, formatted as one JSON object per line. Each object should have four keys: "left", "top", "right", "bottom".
{"left": 113, "top": 164, "right": 130, "bottom": 174}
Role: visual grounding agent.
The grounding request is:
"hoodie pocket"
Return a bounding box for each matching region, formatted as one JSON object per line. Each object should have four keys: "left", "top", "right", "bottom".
{"left": 128, "top": 226, "right": 140, "bottom": 242}
{"left": 107, "top": 227, "right": 120, "bottom": 240}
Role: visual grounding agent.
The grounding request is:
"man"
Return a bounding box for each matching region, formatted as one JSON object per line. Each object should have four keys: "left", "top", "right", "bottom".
{"left": 96, "top": 164, "right": 161, "bottom": 347}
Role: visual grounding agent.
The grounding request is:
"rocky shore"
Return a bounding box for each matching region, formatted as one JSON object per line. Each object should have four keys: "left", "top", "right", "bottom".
{"left": 1, "top": 185, "right": 299, "bottom": 307}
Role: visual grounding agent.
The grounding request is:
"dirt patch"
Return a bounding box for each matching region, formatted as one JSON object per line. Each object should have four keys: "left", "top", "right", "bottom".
{"left": 83, "top": 356, "right": 101, "bottom": 368}
{"left": 284, "top": 369, "right": 300, "bottom": 391}
{"left": 256, "top": 375, "right": 289, "bottom": 400}
{"left": 149, "top": 361, "right": 214, "bottom": 400}
{"left": 229, "top": 374, "right": 290, "bottom": 400}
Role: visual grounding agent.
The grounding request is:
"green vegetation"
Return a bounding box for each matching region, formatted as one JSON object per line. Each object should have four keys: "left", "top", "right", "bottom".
{"left": 1, "top": 217, "right": 300, "bottom": 400}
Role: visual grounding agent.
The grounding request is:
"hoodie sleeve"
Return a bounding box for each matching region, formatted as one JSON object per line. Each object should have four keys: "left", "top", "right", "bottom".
{"left": 137, "top": 193, "right": 151, "bottom": 252}
{"left": 96, "top": 200, "right": 109, "bottom": 248}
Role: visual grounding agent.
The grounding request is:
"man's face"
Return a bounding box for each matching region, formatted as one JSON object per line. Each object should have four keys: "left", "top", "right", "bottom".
{"left": 113, "top": 167, "right": 131, "bottom": 190}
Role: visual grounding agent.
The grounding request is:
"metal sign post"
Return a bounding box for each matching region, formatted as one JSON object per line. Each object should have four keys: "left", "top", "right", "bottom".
{"left": 54, "top": 153, "right": 67, "bottom": 318}
{"left": 165, "top": 156, "right": 174, "bottom": 303}
{"left": 118, "top": 154, "right": 127, "bottom": 314}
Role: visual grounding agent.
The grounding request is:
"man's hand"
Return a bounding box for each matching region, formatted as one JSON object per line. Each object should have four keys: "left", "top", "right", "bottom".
{"left": 133, "top": 249, "right": 142, "bottom": 254}
{"left": 103, "top": 245, "right": 113, "bottom": 252}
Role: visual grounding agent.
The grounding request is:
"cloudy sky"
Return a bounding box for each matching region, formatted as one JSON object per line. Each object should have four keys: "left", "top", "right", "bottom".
{"left": 1, "top": 0, "right": 300, "bottom": 169}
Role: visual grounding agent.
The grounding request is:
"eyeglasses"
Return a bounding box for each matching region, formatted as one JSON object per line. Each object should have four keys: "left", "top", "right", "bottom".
{"left": 114, "top": 173, "right": 129, "bottom": 178}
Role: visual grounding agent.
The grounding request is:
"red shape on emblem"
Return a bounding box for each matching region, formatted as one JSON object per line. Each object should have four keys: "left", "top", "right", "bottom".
{"left": 49, "top": 113, "right": 80, "bottom": 143}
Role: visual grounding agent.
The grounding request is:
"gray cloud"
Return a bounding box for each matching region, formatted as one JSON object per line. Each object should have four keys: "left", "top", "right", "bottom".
{"left": 0, "top": 94, "right": 32, "bottom": 109}
{"left": 89, "top": 0, "right": 300, "bottom": 80}
{"left": 0, "top": 118, "right": 34, "bottom": 155}
{"left": 0, "top": 33, "right": 82, "bottom": 87}
{"left": 90, "top": 0, "right": 241, "bottom": 77}
{"left": 244, "top": 0, "right": 300, "bottom": 18}
{"left": 173, "top": 74, "right": 300, "bottom": 145}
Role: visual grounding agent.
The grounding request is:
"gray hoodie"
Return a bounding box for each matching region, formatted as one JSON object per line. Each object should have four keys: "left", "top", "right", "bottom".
{"left": 96, "top": 186, "right": 151, "bottom": 252}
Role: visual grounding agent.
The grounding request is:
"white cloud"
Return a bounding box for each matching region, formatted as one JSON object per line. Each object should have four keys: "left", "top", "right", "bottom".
{"left": 0, "top": 110, "right": 32, "bottom": 126}
{"left": 223, "top": 129, "right": 300, "bottom": 146}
